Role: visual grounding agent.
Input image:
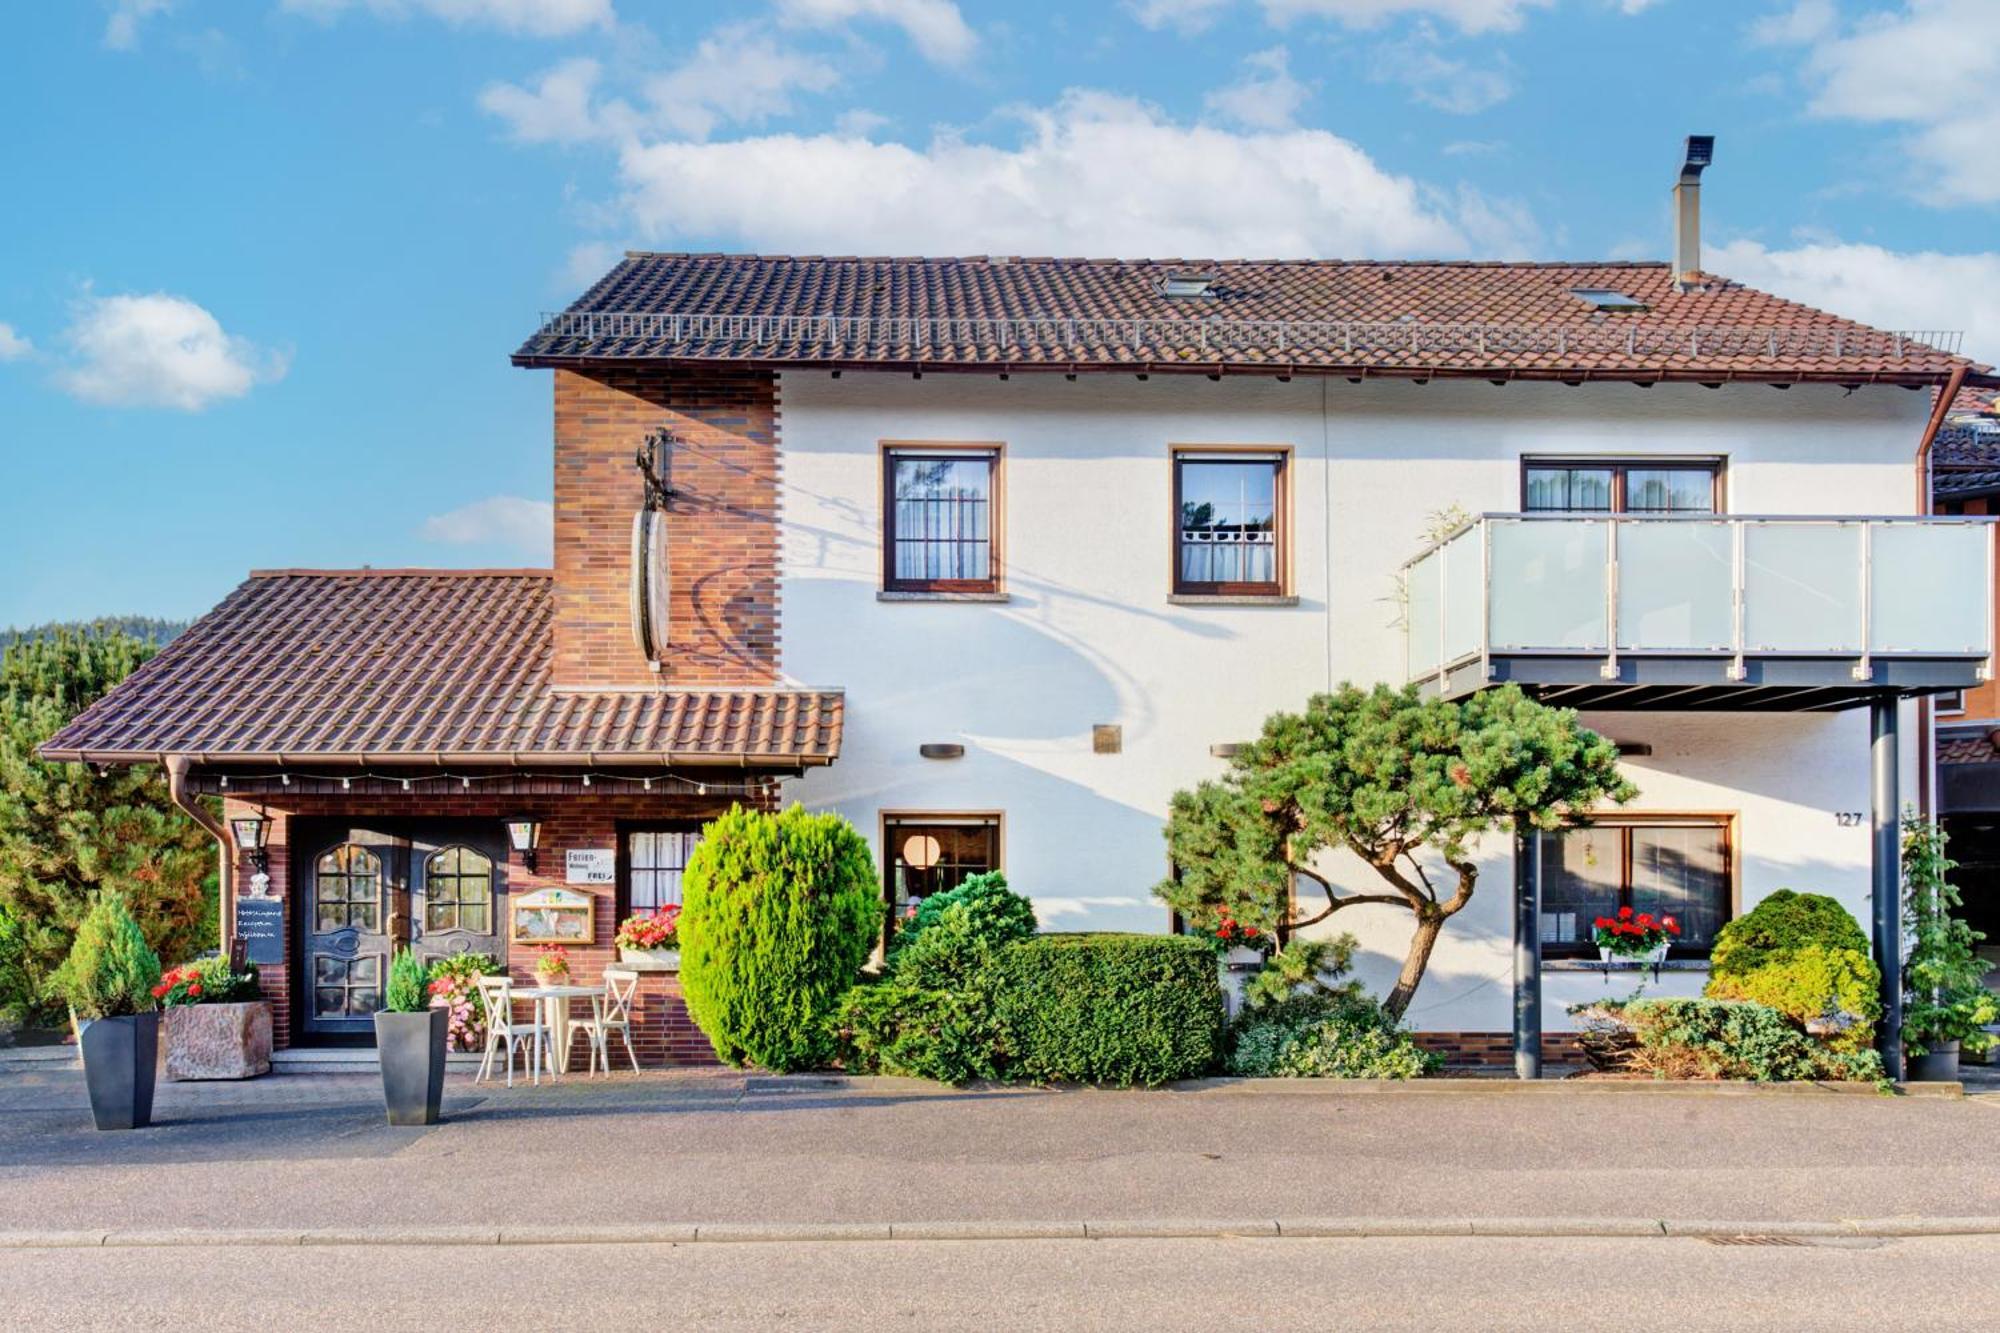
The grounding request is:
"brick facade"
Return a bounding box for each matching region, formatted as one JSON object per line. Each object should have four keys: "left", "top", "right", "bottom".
{"left": 551, "top": 366, "right": 781, "bottom": 689}
{"left": 1413, "top": 1031, "right": 1588, "bottom": 1067}
{"left": 220, "top": 785, "right": 773, "bottom": 1066}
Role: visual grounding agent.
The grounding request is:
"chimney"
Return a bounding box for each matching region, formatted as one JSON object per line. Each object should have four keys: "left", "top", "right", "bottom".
{"left": 1673, "top": 134, "right": 1715, "bottom": 289}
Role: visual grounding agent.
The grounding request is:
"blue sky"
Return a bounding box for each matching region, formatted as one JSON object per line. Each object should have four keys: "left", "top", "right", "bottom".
{"left": 3, "top": 0, "right": 1996, "bottom": 627}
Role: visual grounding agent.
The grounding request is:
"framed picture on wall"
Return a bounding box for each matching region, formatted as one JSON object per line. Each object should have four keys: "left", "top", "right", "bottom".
{"left": 510, "top": 887, "right": 594, "bottom": 945}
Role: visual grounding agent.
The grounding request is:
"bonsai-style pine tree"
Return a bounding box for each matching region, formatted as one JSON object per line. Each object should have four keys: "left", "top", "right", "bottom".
{"left": 1159, "top": 683, "right": 1634, "bottom": 1019}
{"left": 0, "top": 628, "right": 211, "bottom": 1022}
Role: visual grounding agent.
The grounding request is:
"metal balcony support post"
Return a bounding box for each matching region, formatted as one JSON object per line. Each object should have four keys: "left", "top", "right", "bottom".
{"left": 1871, "top": 696, "right": 1904, "bottom": 1082}
{"left": 1513, "top": 826, "right": 1543, "bottom": 1080}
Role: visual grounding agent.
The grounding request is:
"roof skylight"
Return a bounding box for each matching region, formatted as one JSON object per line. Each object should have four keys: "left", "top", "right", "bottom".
{"left": 1158, "top": 273, "right": 1218, "bottom": 298}
{"left": 1571, "top": 287, "right": 1650, "bottom": 312}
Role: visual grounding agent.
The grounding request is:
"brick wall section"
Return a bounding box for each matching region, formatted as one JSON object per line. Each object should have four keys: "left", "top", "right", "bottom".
{"left": 551, "top": 366, "right": 781, "bottom": 689}
{"left": 1414, "top": 1032, "right": 1588, "bottom": 1066}
{"left": 223, "top": 791, "right": 775, "bottom": 1066}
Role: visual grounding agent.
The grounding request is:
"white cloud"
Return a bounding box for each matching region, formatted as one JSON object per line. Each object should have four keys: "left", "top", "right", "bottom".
{"left": 280, "top": 0, "right": 613, "bottom": 37}
{"left": 775, "top": 0, "right": 976, "bottom": 65}
{"left": 1128, "top": 0, "right": 1233, "bottom": 32}
{"left": 104, "top": 0, "right": 171, "bottom": 50}
{"left": 613, "top": 90, "right": 1536, "bottom": 258}
{"left": 0, "top": 324, "right": 31, "bottom": 362}
{"left": 422, "top": 496, "right": 554, "bottom": 558}
{"left": 57, "top": 293, "right": 285, "bottom": 411}
{"left": 482, "top": 28, "right": 840, "bottom": 145}
{"left": 561, "top": 240, "right": 624, "bottom": 291}
{"left": 1260, "top": 0, "right": 1554, "bottom": 34}
{"left": 1204, "top": 46, "right": 1309, "bottom": 131}
{"left": 1709, "top": 238, "right": 2000, "bottom": 365}
{"left": 1370, "top": 26, "right": 1512, "bottom": 112}
{"left": 835, "top": 108, "right": 892, "bottom": 137}
{"left": 1441, "top": 138, "right": 1504, "bottom": 156}
{"left": 1765, "top": 0, "right": 2000, "bottom": 205}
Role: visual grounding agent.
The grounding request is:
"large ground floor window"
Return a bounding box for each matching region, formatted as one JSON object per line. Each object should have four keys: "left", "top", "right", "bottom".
{"left": 1539, "top": 817, "right": 1732, "bottom": 957}
{"left": 882, "top": 814, "right": 1001, "bottom": 932}
{"left": 621, "top": 827, "right": 703, "bottom": 916}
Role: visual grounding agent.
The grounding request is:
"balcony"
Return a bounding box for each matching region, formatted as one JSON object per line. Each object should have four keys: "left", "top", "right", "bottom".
{"left": 1403, "top": 514, "right": 1995, "bottom": 710}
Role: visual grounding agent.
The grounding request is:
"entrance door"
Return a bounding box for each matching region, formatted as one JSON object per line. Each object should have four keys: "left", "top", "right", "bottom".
{"left": 299, "top": 827, "right": 403, "bottom": 1040}
{"left": 410, "top": 830, "right": 506, "bottom": 970}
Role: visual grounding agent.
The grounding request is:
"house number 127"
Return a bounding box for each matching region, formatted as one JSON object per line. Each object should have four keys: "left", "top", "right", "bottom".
{"left": 1834, "top": 812, "right": 1865, "bottom": 827}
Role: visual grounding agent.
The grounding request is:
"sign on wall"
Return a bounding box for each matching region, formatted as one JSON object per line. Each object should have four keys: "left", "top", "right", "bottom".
{"left": 235, "top": 898, "right": 285, "bottom": 966}
{"left": 565, "top": 848, "right": 615, "bottom": 885}
{"left": 511, "top": 887, "right": 595, "bottom": 946}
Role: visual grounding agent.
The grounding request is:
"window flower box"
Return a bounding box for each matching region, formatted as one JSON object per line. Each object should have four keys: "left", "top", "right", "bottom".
{"left": 615, "top": 906, "right": 681, "bottom": 969}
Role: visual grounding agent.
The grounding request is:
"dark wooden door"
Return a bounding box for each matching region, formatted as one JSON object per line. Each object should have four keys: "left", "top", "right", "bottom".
{"left": 298, "top": 827, "right": 405, "bottom": 1040}
{"left": 410, "top": 829, "right": 506, "bottom": 969}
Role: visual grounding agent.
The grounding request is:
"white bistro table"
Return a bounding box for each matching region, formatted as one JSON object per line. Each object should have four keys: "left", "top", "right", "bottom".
{"left": 525, "top": 983, "right": 607, "bottom": 1076}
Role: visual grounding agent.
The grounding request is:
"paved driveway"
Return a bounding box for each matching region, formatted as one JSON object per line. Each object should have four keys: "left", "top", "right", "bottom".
{"left": 2, "top": 1067, "right": 1997, "bottom": 1233}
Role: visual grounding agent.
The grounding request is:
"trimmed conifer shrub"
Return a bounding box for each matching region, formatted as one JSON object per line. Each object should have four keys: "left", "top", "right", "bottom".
{"left": 993, "top": 934, "right": 1224, "bottom": 1087}
{"left": 678, "top": 805, "right": 879, "bottom": 1072}
{"left": 50, "top": 890, "right": 161, "bottom": 1021}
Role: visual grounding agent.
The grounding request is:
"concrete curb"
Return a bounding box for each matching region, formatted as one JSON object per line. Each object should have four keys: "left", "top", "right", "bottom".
{"left": 2, "top": 1216, "right": 1997, "bottom": 1249}
{"left": 1167, "top": 1077, "right": 1965, "bottom": 1097}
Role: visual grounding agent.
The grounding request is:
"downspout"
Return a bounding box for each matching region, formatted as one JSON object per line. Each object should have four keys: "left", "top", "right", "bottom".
{"left": 166, "top": 755, "right": 233, "bottom": 953}
{"left": 1913, "top": 365, "right": 1969, "bottom": 819}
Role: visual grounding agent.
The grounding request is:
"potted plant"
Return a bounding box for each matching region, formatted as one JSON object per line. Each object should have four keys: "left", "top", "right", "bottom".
{"left": 1210, "top": 912, "right": 1271, "bottom": 969}
{"left": 1592, "top": 907, "right": 1680, "bottom": 965}
{"left": 157, "top": 955, "right": 271, "bottom": 1080}
{"left": 50, "top": 891, "right": 162, "bottom": 1131}
{"left": 374, "top": 947, "right": 448, "bottom": 1126}
{"left": 533, "top": 944, "right": 571, "bottom": 988}
{"left": 1901, "top": 817, "right": 1998, "bottom": 1081}
{"left": 615, "top": 906, "right": 682, "bottom": 967}
{"left": 424, "top": 952, "right": 501, "bottom": 1051}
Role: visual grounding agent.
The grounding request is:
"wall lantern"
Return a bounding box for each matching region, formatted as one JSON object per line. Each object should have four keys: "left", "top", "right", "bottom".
{"left": 506, "top": 817, "right": 543, "bottom": 872}
{"left": 230, "top": 813, "right": 271, "bottom": 874}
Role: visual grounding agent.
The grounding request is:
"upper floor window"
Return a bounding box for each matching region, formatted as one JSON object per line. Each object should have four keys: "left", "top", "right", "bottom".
{"left": 1174, "top": 450, "right": 1287, "bottom": 596}
{"left": 883, "top": 445, "right": 1001, "bottom": 593}
{"left": 1522, "top": 459, "right": 1721, "bottom": 514}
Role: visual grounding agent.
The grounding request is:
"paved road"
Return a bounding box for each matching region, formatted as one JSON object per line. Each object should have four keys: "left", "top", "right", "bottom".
{"left": 2, "top": 1067, "right": 1998, "bottom": 1232}
{"left": 6, "top": 1234, "right": 1997, "bottom": 1331}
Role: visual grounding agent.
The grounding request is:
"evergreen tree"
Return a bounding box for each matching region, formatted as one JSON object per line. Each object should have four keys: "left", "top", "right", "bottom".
{"left": 0, "top": 628, "right": 211, "bottom": 1022}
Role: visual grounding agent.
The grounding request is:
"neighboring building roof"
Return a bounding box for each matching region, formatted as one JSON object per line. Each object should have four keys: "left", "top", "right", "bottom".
{"left": 513, "top": 253, "right": 1978, "bottom": 386}
{"left": 39, "top": 571, "right": 842, "bottom": 769}
{"left": 1939, "top": 727, "right": 2000, "bottom": 765}
{"left": 1935, "top": 385, "right": 2000, "bottom": 499}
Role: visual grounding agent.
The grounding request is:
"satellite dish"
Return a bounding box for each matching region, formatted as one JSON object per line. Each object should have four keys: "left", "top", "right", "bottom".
{"left": 629, "top": 507, "right": 671, "bottom": 662}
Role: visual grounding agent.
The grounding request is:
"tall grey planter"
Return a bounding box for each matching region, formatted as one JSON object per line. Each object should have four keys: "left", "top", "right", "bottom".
{"left": 1906, "top": 1039, "right": 1961, "bottom": 1082}
{"left": 374, "top": 1009, "right": 449, "bottom": 1126}
{"left": 78, "top": 1011, "right": 160, "bottom": 1131}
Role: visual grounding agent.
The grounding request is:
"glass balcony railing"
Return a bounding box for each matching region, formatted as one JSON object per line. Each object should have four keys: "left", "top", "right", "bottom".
{"left": 1404, "top": 514, "right": 1995, "bottom": 694}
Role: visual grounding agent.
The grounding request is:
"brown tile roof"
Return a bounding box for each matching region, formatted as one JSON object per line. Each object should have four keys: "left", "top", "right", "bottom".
{"left": 1935, "top": 386, "right": 2000, "bottom": 497}
{"left": 38, "top": 571, "right": 842, "bottom": 768}
{"left": 1939, "top": 728, "right": 2000, "bottom": 765}
{"left": 513, "top": 253, "right": 1977, "bottom": 385}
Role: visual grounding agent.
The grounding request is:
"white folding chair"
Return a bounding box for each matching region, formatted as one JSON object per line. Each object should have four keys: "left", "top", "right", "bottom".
{"left": 474, "top": 974, "right": 550, "bottom": 1088}
{"left": 569, "top": 968, "right": 642, "bottom": 1075}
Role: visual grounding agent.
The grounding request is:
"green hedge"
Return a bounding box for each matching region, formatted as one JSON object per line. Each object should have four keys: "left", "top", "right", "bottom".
{"left": 992, "top": 934, "right": 1224, "bottom": 1087}
{"left": 678, "top": 805, "right": 879, "bottom": 1072}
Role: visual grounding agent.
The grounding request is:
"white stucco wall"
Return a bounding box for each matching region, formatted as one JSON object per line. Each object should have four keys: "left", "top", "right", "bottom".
{"left": 775, "top": 371, "right": 1931, "bottom": 1031}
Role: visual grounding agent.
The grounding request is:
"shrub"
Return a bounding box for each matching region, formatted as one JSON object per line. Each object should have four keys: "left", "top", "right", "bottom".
{"left": 383, "top": 948, "right": 428, "bottom": 1013}
{"left": 679, "top": 804, "right": 879, "bottom": 1072}
{"left": 1705, "top": 943, "right": 1880, "bottom": 1053}
{"left": 425, "top": 952, "right": 502, "bottom": 1051}
{"left": 1709, "top": 890, "right": 1870, "bottom": 980}
{"left": 1576, "top": 998, "right": 1884, "bottom": 1083}
{"left": 1226, "top": 989, "right": 1439, "bottom": 1079}
{"left": 1902, "top": 815, "right": 1999, "bottom": 1056}
{"left": 892, "top": 870, "right": 1036, "bottom": 961}
{"left": 838, "top": 980, "right": 1003, "bottom": 1084}
{"left": 993, "top": 934, "right": 1224, "bottom": 1087}
{"left": 49, "top": 891, "right": 161, "bottom": 1021}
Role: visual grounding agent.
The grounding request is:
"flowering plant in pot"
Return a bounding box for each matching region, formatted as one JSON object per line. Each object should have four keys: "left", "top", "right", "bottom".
{"left": 424, "top": 952, "right": 501, "bottom": 1052}
{"left": 614, "top": 906, "right": 682, "bottom": 967}
{"left": 154, "top": 955, "right": 271, "bottom": 1081}
{"left": 533, "top": 945, "right": 571, "bottom": 987}
{"left": 1592, "top": 907, "right": 1679, "bottom": 963}
{"left": 51, "top": 890, "right": 162, "bottom": 1130}
{"left": 374, "top": 947, "right": 448, "bottom": 1126}
{"left": 1210, "top": 911, "right": 1272, "bottom": 967}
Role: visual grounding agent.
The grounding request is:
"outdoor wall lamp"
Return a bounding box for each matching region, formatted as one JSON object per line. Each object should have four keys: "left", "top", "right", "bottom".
{"left": 506, "top": 817, "right": 542, "bottom": 872}
{"left": 230, "top": 813, "right": 271, "bottom": 875}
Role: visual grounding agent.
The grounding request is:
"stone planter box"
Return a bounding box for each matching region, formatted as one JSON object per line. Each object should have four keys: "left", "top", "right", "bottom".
{"left": 165, "top": 1001, "right": 272, "bottom": 1081}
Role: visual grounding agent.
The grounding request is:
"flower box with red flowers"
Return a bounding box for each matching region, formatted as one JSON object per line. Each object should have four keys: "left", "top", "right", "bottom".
{"left": 614, "top": 906, "right": 682, "bottom": 968}
{"left": 1209, "top": 912, "right": 1274, "bottom": 968}
{"left": 152, "top": 957, "right": 270, "bottom": 1081}
{"left": 1591, "top": 906, "right": 1680, "bottom": 963}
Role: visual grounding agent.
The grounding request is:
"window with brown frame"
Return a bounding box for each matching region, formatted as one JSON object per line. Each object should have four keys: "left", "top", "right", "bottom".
{"left": 1521, "top": 458, "right": 1722, "bottom": 514}
{"left": 1538, "top": 818, "right": 1732, "bottom": 958}
{"left": 881, "top": 815, "right": 1000, "bottom": 938}
{"left": 1173, "top": 450, "right": 1286, "bottom": 595}
{"left": 617, "top": 825, "right": 703, "bottom": 917}
{"left": 883, "top": 447, "right": 1000, "bottom": 593}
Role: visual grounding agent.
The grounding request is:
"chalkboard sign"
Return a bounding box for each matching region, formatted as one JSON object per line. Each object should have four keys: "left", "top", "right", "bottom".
{"left": 236, "top": 898, "right": 285, "bottom": 966}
